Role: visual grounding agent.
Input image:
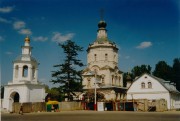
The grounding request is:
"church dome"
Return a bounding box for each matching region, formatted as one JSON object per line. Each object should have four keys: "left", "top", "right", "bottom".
{"left": 25, "top": 36, "right": 30, "bottom": 43}
{"left": 98, "top": 20, "right": 107, "bottom": 28}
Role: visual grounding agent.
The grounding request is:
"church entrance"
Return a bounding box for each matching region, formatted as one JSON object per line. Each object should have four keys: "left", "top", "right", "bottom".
{"left": 9, "top": 92, "right": 20, "bottom": 112}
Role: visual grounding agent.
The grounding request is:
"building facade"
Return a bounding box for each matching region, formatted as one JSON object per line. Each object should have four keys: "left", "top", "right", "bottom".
{"left": 3, "top": 37, "right": 46, "bottom": 112}
{"left": 127, "top": 73, "right": 180, "bottom": 110}
{"left": 82, "top": 20, "right": 126, "bottom": 101}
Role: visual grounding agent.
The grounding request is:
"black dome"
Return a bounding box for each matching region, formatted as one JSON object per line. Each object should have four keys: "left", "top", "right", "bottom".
{"left": 98, "top": 20, "right": 107, "bottom": 28}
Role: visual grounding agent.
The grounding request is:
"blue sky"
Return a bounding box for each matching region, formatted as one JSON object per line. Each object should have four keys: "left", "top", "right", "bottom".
{"left": 1, "top": 0, "right": 179, "bottom": 87}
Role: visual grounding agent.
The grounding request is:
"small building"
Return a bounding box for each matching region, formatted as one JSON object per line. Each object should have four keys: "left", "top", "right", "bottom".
{"left": 3, "top": 37, "right": 46, "bottom": 112}
{"left": 127, "top": 73, "right": 180, "bottom": 110}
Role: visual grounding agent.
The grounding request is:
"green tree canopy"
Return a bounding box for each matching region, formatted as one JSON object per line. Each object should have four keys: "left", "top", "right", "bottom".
{"left": 172, "top": 58, "right": 180, "bottom": 91}
{"left": 153, "top": 61, "right": 172, "bottom": 81}
{"left": 131, "top": 64, "right": 152, "bottom": 78}
{"left": 51, "top": 40, "right": 84, "bottom": 101}
{"left": 46, "top": 87, "right": 63, "bottom": 101}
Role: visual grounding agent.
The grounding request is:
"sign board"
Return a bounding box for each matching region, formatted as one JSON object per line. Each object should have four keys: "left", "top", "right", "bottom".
{"left": 97, "top": 102, "right": 104, "bottom": 111}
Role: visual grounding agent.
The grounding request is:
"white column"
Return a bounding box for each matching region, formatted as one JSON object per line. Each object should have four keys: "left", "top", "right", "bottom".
{"left": 34, "top": 68, "right": 38, "bottom": 82}
{"left": 12, "top": 66, "right": 16, "bottom": 83}
{"left": 18, "top": 66, "right": 23, "bottom": 81}
{"left": 28, "top": 65, "right": 32, "bottom": 81}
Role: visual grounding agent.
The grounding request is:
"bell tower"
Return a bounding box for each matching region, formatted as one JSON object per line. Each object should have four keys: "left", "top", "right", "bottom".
{"left": 3, "top": 36, "right": 46, "bottom": 113}
{"left": 11, "top": 36, "right": 38, "bottom": 84}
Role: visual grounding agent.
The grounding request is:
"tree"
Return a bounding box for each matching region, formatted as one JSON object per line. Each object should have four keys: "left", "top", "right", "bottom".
{"left": 51, "top": 40, "right": 84, "bottom": 101}
{"left": 153, "top": 61, "right": 172, "bottom": 81}
{"left": 131, "top": 65, "right": 152, "bottom": 78}
{"left": 123, "top": 72, "right": 133, "bottom": 87}
{"left": 46, "top": 87, "right": 63, "bottom": 101}
{"left": 172, "top": 58, "right": 180, "bottom": 91}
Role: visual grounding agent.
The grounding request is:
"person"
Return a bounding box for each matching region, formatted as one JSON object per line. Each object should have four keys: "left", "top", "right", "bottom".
{"left": 51, "top": 105, "right": 55, "bottom": 112}
{"left": 19, "top": 105, "right": 23, "bottom": 115}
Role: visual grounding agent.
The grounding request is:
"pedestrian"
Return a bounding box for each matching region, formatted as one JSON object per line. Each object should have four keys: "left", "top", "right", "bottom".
{"left": 19, "top": 105, "right": 23, "bottom": 115}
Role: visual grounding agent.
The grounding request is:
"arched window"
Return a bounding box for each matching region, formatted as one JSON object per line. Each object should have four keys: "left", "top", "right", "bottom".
{"left": 102, "top": 77, "right": 104, "bottom": 84}
{"left": 94, "top": 54, "right": 97, "bottom": 61}
{"left": 112, "top": 75, "right": 114, "bottom": 85}
{"left": 119, "top": 76, "right": 121, "bottom": 86}
{"left": 105, "top": 53, "right": 108, "bottom": 61}
{"left": 141, "top": 82, "right": 145, "bottom": 89}
{"left": 15, "top": 65, "right": 19, "bottom": 78}
{"left": 22, "top": 65, "right": 28, "bottom": 77}
{"left": 87, "top": 78, "right": 91, "bottom": 88}
{"left": 148, "top": 82, "right": 152, "bottom": 88}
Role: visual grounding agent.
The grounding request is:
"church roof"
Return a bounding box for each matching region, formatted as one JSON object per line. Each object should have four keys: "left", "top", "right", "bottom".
{"left": 82, "top": 71, "right": 95, "bottom": 76}
{"left": 14, "top": 54, "right": 38, "bottom": 63}
{"left": 134, "top": 73, "right": 180, "bottom": 94}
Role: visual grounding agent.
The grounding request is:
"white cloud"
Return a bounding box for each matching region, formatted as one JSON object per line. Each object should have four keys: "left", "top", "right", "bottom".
{"left": 33, "top": 36, "right": 48, "bottom": 42}
{"left": 0, "top": 36, "right": 5, "bottom": 42}
{"left": 18, "top": 29, "right": 32, "bottom": 35}
{"left": 5, "top": 51, "right": 13, "bottom": 55}
{"left": 13, "top": 21, "right": 26, "bottom": 30}
{"left": 136, "top": 41, "right": 152, "bottom": 49}
{"left": 0, "top": 17, "right": 11, "bottom": 23}
{"left": 125, "top": 56, "right": 130, "bottom": 59}
{"left": 0, "top": 6, "right": 14, "bottom": 13}
{"left": 52, "top": 32, "right": 75, "bottom": 43}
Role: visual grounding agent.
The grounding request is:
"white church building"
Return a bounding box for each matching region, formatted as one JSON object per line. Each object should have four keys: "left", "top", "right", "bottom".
{"left": 127, "top": 73, "right": 180, "bottom": 110}
{"left": 3, "top": 37, "right": 46, "bottom": 112}
{"left": 82, "top": 19, "right": 126, "bottom": 101}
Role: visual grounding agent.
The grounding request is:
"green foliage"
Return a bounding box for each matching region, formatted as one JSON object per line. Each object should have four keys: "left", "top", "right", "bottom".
{"left": 46, "top": 87, "right": 63, "bottom": 102}
{"left": 172, "top": 58, "right": 180, "bottom": 91}
{"left": 131, "top": 64, "right": 152, "bottom": 78}
{"left": 153, "top": 61, "right": 172, "bottom": 81}
{"left": 123, "top": 72, "right": 133, "bottom": 87}
{"left": 51, "top": 40, "right": 84, "bottom": 101}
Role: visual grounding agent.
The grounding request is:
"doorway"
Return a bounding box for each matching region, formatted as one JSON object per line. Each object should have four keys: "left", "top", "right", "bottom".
{"left": 9, "top": 92, "right": 20, "bottom": 112}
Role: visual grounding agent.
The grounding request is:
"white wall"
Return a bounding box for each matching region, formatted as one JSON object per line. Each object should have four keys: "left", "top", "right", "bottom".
{"left": 127, "top": 74, "right": 172, "bottom": 109}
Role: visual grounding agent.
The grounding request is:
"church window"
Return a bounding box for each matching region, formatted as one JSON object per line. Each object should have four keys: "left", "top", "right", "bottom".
{"left": 94, "top": 69, "right": 97, "bottom": 74}
{"left": 141, "top": 82, "right": 145, "bottom": 88}
{"left": 119, "top": 76, "right": 121, "bottom": 86}
{"left": 148, "top": 82, "right": 152, "bottom": 88}
{"left": 112, "top": 75, "right": 114, "bottom": 85}
{"left": 87, "top": 78, "right": 91, "bottom": 88}
{"left": 105, "top": 53, "right": 108, "bottom": 61}
{"left": 115, "top": 76, "right": 117, "bottom": 85}
{"left": 102, "top": 77, "right": 105, "bottom": 84}
{"left": 22, "top": 65, "right": 28, "bottom": 77}
{"left": 94, "top": 54, "right": 97, "bottom": 61}
{"left": 15, "top": 65, "right": 19, "bottom": 78}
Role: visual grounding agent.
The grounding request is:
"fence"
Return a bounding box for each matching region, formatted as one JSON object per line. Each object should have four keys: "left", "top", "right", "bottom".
{"left": 13, "top": 102, "right": 46, "bottom": 113}
{"left": 59, "top": 102, "right": 83, "bottom": 111}
{"left": 136, "top": 99, "right": 167, "bottom": 112}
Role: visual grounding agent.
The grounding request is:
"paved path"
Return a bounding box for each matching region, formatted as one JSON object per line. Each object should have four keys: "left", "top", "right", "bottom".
{"left": 2, "top": 111, "right": 180, "bottom": 121}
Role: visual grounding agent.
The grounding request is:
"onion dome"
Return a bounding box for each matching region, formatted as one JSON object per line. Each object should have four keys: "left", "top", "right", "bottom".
{"left": 98, "top": 20, "right": 107, "bottom": 28}
{"left": 24, "top": 36, "right": 30, "bottom": 43}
